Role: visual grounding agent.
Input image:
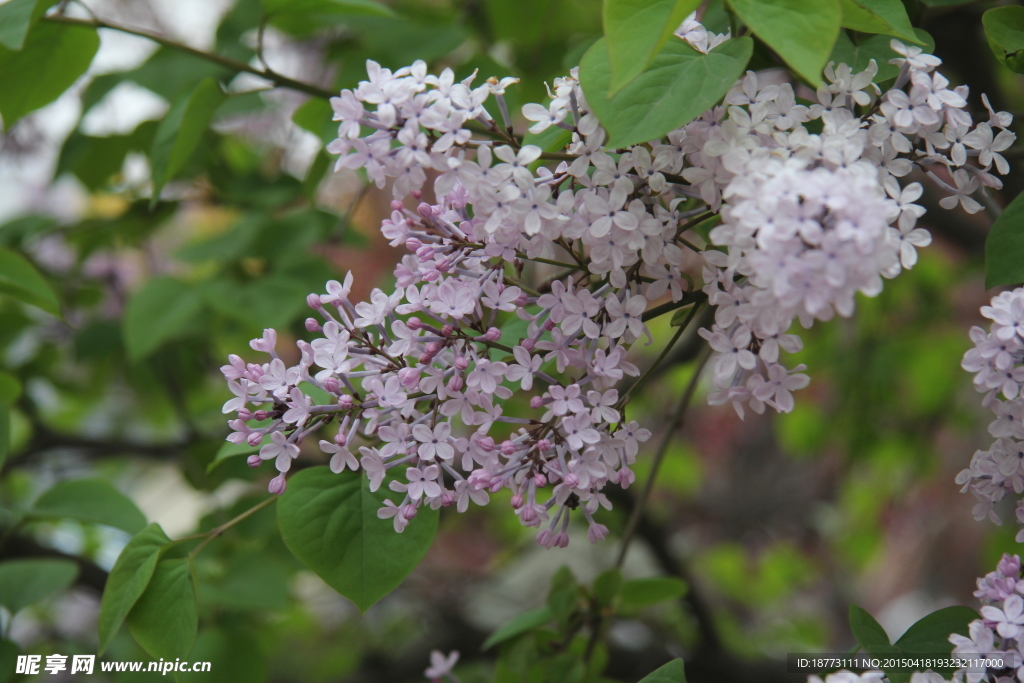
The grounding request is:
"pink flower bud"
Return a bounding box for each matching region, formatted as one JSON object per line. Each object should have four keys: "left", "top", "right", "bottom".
{"left": 419, "top": 352, "right": 434, "bottom": 364}
{"left": 237, "top": 408, "right": 252, "bottom": 421}
{"left": 423, "top": 269, "right": 440, "bottom": 281}
{"left": 405, "top": 238, "right": 422, "bottom": 252}
{"left": 425, "top": 342, "right": 441, "bottom": 355}
{"left": 616, "top": 467, "right": 635, "bottom": 488}
{"left": 247, "top": 363, "right": 264, "bottom": 379}
{"left": 489, "top": 479, "right": 504, "bottom": 493}
{"left": 447, "top": 375, "right": 464, "bottom": 392}
{"left": 390, "top": 200, "right": 404, "bottom": 211}
{"left": 305, "top": 317, "right": 322, "bottom": 332}
{"left": 544, "top": 319, "right": 557, "bottom": 331}
{"left": 468, "top": 470, "right": 492, "bottom": 489}
{"left": 536, "top": 438, "right": 551, "bottom": 452}
{"left": 533, "top": 473, "right": 547, "bottom": 487}
{"left": 417, "top": 202, "right": 433, "bottom": 218}
{"left": 530, "top": 396, "right": 544, "bottom": 409}
{"left": 323, "top": 377, "right": 341, "bottom": 394}
{"left": 435, "top": 258, "right": 450, "bottom": 272}
{"left": 306, "top": 293, "right": 321, "bottom": 309}
{"left": 412, "top": 189, "right": 423, "bottom": 200}
{"left": 454, "top": 356, "right": 469, "bottom": 371}
{"left": 521, "top": 507, "right": 538, "bottom": 524}
{"left": 514, "top": 293, "right": 529, "bottom": 307}
{"left": 247, "top": 454, "right": 262, "bottom": 468}
{"left": 338, "top": 394, "right": 354, "bottom": 409}
{"left": 501, "top": 440, "right": 516, "bottom": 456}
{"left": 536, "top": 529, "right": 553, "bottom": 547}
{"left": 554, "top": 532, "right": 569, "bottom": 548}
{"left": 510, "top": 494, "right": 524, "bottom": 509}
{"left": 247, "top": 431, "right": 263, "bottom": 447}
{"left": 484, "top": 327, "right": 501, "bottom": 341}
{"left": 478, "top": 436, "right": 495, "bottom": 452}
{"left": 416, "top": 245, "right": 435, "bottom": 260}
{"left": 401, "top": 503, "right": 418, "bottom": 520}
{"left": 563, "top": 473, "right": 579, "bottom": 489}
{"left": 334, "top": 432, "right": 347, "bottom": 446}
{"left": 587, "top": 523, "right": 609, "bottom": 544}
{"left": 441, "top": 491, "right": 455, "bottom": 507}
{"left": 521, "top": 338, "right": 535, "bottom": 352}
{"left": 407, "top": 317, "right": 422, "bottom": 330}
{"left": 398, "top": 367, "right": 421, "bottom": 390}
{"left": 268, "top": 474, "right": 287, "bottom": 495}
{"left": 441, "top": 325, "right": 454, "bottom": 337}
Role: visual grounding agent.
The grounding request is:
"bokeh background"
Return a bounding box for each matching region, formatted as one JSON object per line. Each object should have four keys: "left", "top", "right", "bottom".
{"left": 0, "top": 0, "right": 1019, "bottom": 681}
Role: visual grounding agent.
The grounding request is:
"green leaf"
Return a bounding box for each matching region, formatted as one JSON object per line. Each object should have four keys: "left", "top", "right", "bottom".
{"left": 31, "top": 479, "right": 147, "bottom": 533}
{"left": 263, "top": 0, "right": 395, "bottom": 18}
{"left": 277, "top": 467, "right": 438, "bottom": 612}
{"left": 726, "top": 0, "right": 841, "bottom": 87}
{"left": 592, "top": 568, "right": 623, "bottom": 607}
{"left": 292, "top": 97, "right": 335, "bottom": 143}
{"left": 829, "top": 29, "right": 934, "bottom": 84}
{"left": 547, "top": 565, "right": 580, "bottom": 627}
{"left": 0, "top": 559, "right": 78, "bottom": 614}
{"left": 482, "top": 606, "right": 554, "bottom": 650}
{"left": 984, "top": 6, "right": 1024, "bottom": 74}
{"left": 0, "top": 639, "right": 18, "bottom": 683}
{"left": 985, "top": 191, "right": 1024, "bottom": 289}
{"left": 890, "top": 606, "right": 978, "bottom": 679}
{"left": 839, "top": 0, "right": 919, "bottom": 43}
{"left": 150, "top": 78, "right": 226, "bottom": 200}
{"left": 619, "top": 576, "right": 688, "bottom": 611}
{"left": 0, "top": 246, "right": 60, "bottom": 315}
{"left": 849, "top": 604, "right": 894, "bottom": 652}
{"left": 122, "top": 277, "right": 205, "bottom": 362}
{"left": 208, "top": 438, "right": 267, "bottom": 473}
{"left": 0, "top": 22, "right": 99, "bottom": 126}
{"left": 603, "top": 0, "right": 702, "bottom": 95}
{"left": 98, "top": 523, "right": 170, "bottom": 654}
{"left": 127, "top": 558, "right": 199, "bottom": 660}
{"left": 639, "top": 658, "right": 687, "bottom": 683}
{"left": 579, "top": 36, "right": 753, "bottom": 149}
{"left": 0, "top": 0, "right": 43, "bottom": 51}
{"left": 0, "top": 405, "right": 8, "bottom": 472}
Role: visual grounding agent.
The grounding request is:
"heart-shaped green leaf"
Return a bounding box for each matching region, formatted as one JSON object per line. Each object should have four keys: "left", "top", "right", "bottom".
{"left": 277, "top": 467, "right": 438, "bottom": 612}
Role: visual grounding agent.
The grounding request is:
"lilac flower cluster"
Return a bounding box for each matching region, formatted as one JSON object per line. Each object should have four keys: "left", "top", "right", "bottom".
{"left": 692, "top": 38, "right": 1013, "bottom": 418}
{"left": 222, "top": 25, "right": 1009, "bottom": 546}
{"left": 960, "top": 289, "right": 1024, "bottom": 537}
{"left": 947, "top": 554, "right": 1024, "bottom": 683}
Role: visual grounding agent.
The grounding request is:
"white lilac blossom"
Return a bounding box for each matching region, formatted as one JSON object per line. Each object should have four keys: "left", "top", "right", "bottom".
{"left": 223, "top": 24, "right": 1011, "bottom": 547}
{"left": 961, "top": 288, "right": 1024, "bottom": 536}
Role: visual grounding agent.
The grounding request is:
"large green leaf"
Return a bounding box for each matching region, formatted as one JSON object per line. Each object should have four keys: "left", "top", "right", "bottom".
{"left": 603, "top": 0, "right": 702, "bottom": 95}
{"left": 0, "top": 0, "right": 44, "bottom": 51}
{"left": 98, "top": 523, "right": 170, "bottom": 654}
{"left": 0, "top": 639, "right": 18, "bottom": 683}
{"left": 619, "top": 576, "right": 687, "bottom": 612}
{"left": 263, "top": 0, "right": 394, "bottom": 17}
{"left": 839, "top": 0, "right": 919, "bottom": 43}
{"left": 127, "top": 557, "right": 199, "bottom": 660}
{"left": 482, "top": 606, "right": 554, "bottom": 650}
{"left": 849, "top": 604, "right": 894, "bottom": 653}
{"left": 277, "top": 467, "right": 438, "bottom": 612}
{"left": 0, "top": 246, "right": 60, "bottom": 315}
{"left": 150, "top": 78, "right": 226, "bottom": 200}
{"left": 31, "top": 479, "right": 147, "bottom": 534}
{"left": 0, "top": 559, "right": 78, "bottom": 614}
{"left": 0, "top": 22, "right": 99, "bottom": 125}
{"left": 639, "top": 658, "right": 687, "bottom": 682}
{"left": 0, "top": 405, "right": 8, "bottom": 472}
{"left": 984, "top": 6, "right": 1024, "bottom": 75}
{"left": 726, "top": 0, "right": 841, "bottom": 87}
{"left": 122, "top": 277, "right": 205, "bottom": 362}
{"left": 889, "top": 607, "right": 978, "bottom": 681}
{"left": 985, "top": 192, "right": 1024, "bottom": 289}
{"left": 579, "top": 36, "right": 752, "bottom": 149}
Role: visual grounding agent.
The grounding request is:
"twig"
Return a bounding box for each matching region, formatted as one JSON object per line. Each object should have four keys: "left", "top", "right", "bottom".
{"left": 615, "top": 345, "right": 710, "bottom": 569}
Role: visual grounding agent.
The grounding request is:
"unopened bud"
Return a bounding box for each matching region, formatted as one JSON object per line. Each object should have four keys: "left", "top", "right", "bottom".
{"left": 416, "top": 245, "right": 435, "bottom": 260}
{"left": 405, "top": 238, "right": 422, "bottom": 252}
{"left": 447, "top": 375, "right": 464, "bottom": 392}
{"left": 423, "top": 269, "right": 440, "bottom": 281}
{"left": 441, "top": 491, "right": 455, "bottom": 507}
{"left": 417, "top": 202, "right": 433, "bottom": 218}
{"left": 412, "top": 189, "right": 423, "bottom": 199}
{"left": 401, "top": 504, "right": 418, "bottom": 520}
{"left": 305, "top": 317, "right": 322, "bottom": 332}
{"left": 338, "top": 394, "right": 354, "bottom": 409}
{"left": 253, "top": 410, "right": 269, "bottom": 421}
{"left": 441, "top": 324, "right": 454, "bottom": 337}
{"left": 237, "top": 408, "right": 252, "bottom": 421}
{"left": 510, "top": 494, "right": 524, "bottom": 509}
{"left": 268, "top": 474, "right": 287, "bottom": 495}
{"left": 563, "top": 474, "right": 579, "bottom": 489}
{"left": 533, "top": 473, "right": 547, "bottom": 487}
{"left": 307, "top": 293, "right": 321, "bottom": 309}
{"left": 425, "top": 341, "right": 441, "bottom": 355}
{"left": 454, "top": 356, "right": 469, "bottom": 371}
{"left": 536, "top": 438, "right": 552, "bottom": 452}
{"left": 390, "top": 200, "right": 404, "bottom": 211}
{"left": 399, "top": 366, "right": 421, "bottom": 390}
{"left": 334, "top": 432, "right": 347, "bottom": 446}
{"left": 247, "top": 454, "right": 262, "bottom": 468}
{"left": 501, "top": 440, "right": 516, "bottom": 456}
{"left": 544, "top": 319, "right": 557, "bottom": 331}
{"left": 484, "top": 327, "right": 501, "bottom": 341}
{"left": 478, "top": 436, "right": 495, "bottom": 452}
{"left": 530, "top": 396, "right": 544, "bottom": 409}
{"left": 554, "top": 532, "right": 569, "bottom": 548}
{"left": 247, "top": 431, "right": 263, "bottom": 447}
{"left": 521, "top": 338, "right": 535, "bottom": 352}
{"left": 323, "top": 377, "right": 341, "bottom": 394}
{"left": 514, "top": 293, "right": 529, "bottom": 307}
